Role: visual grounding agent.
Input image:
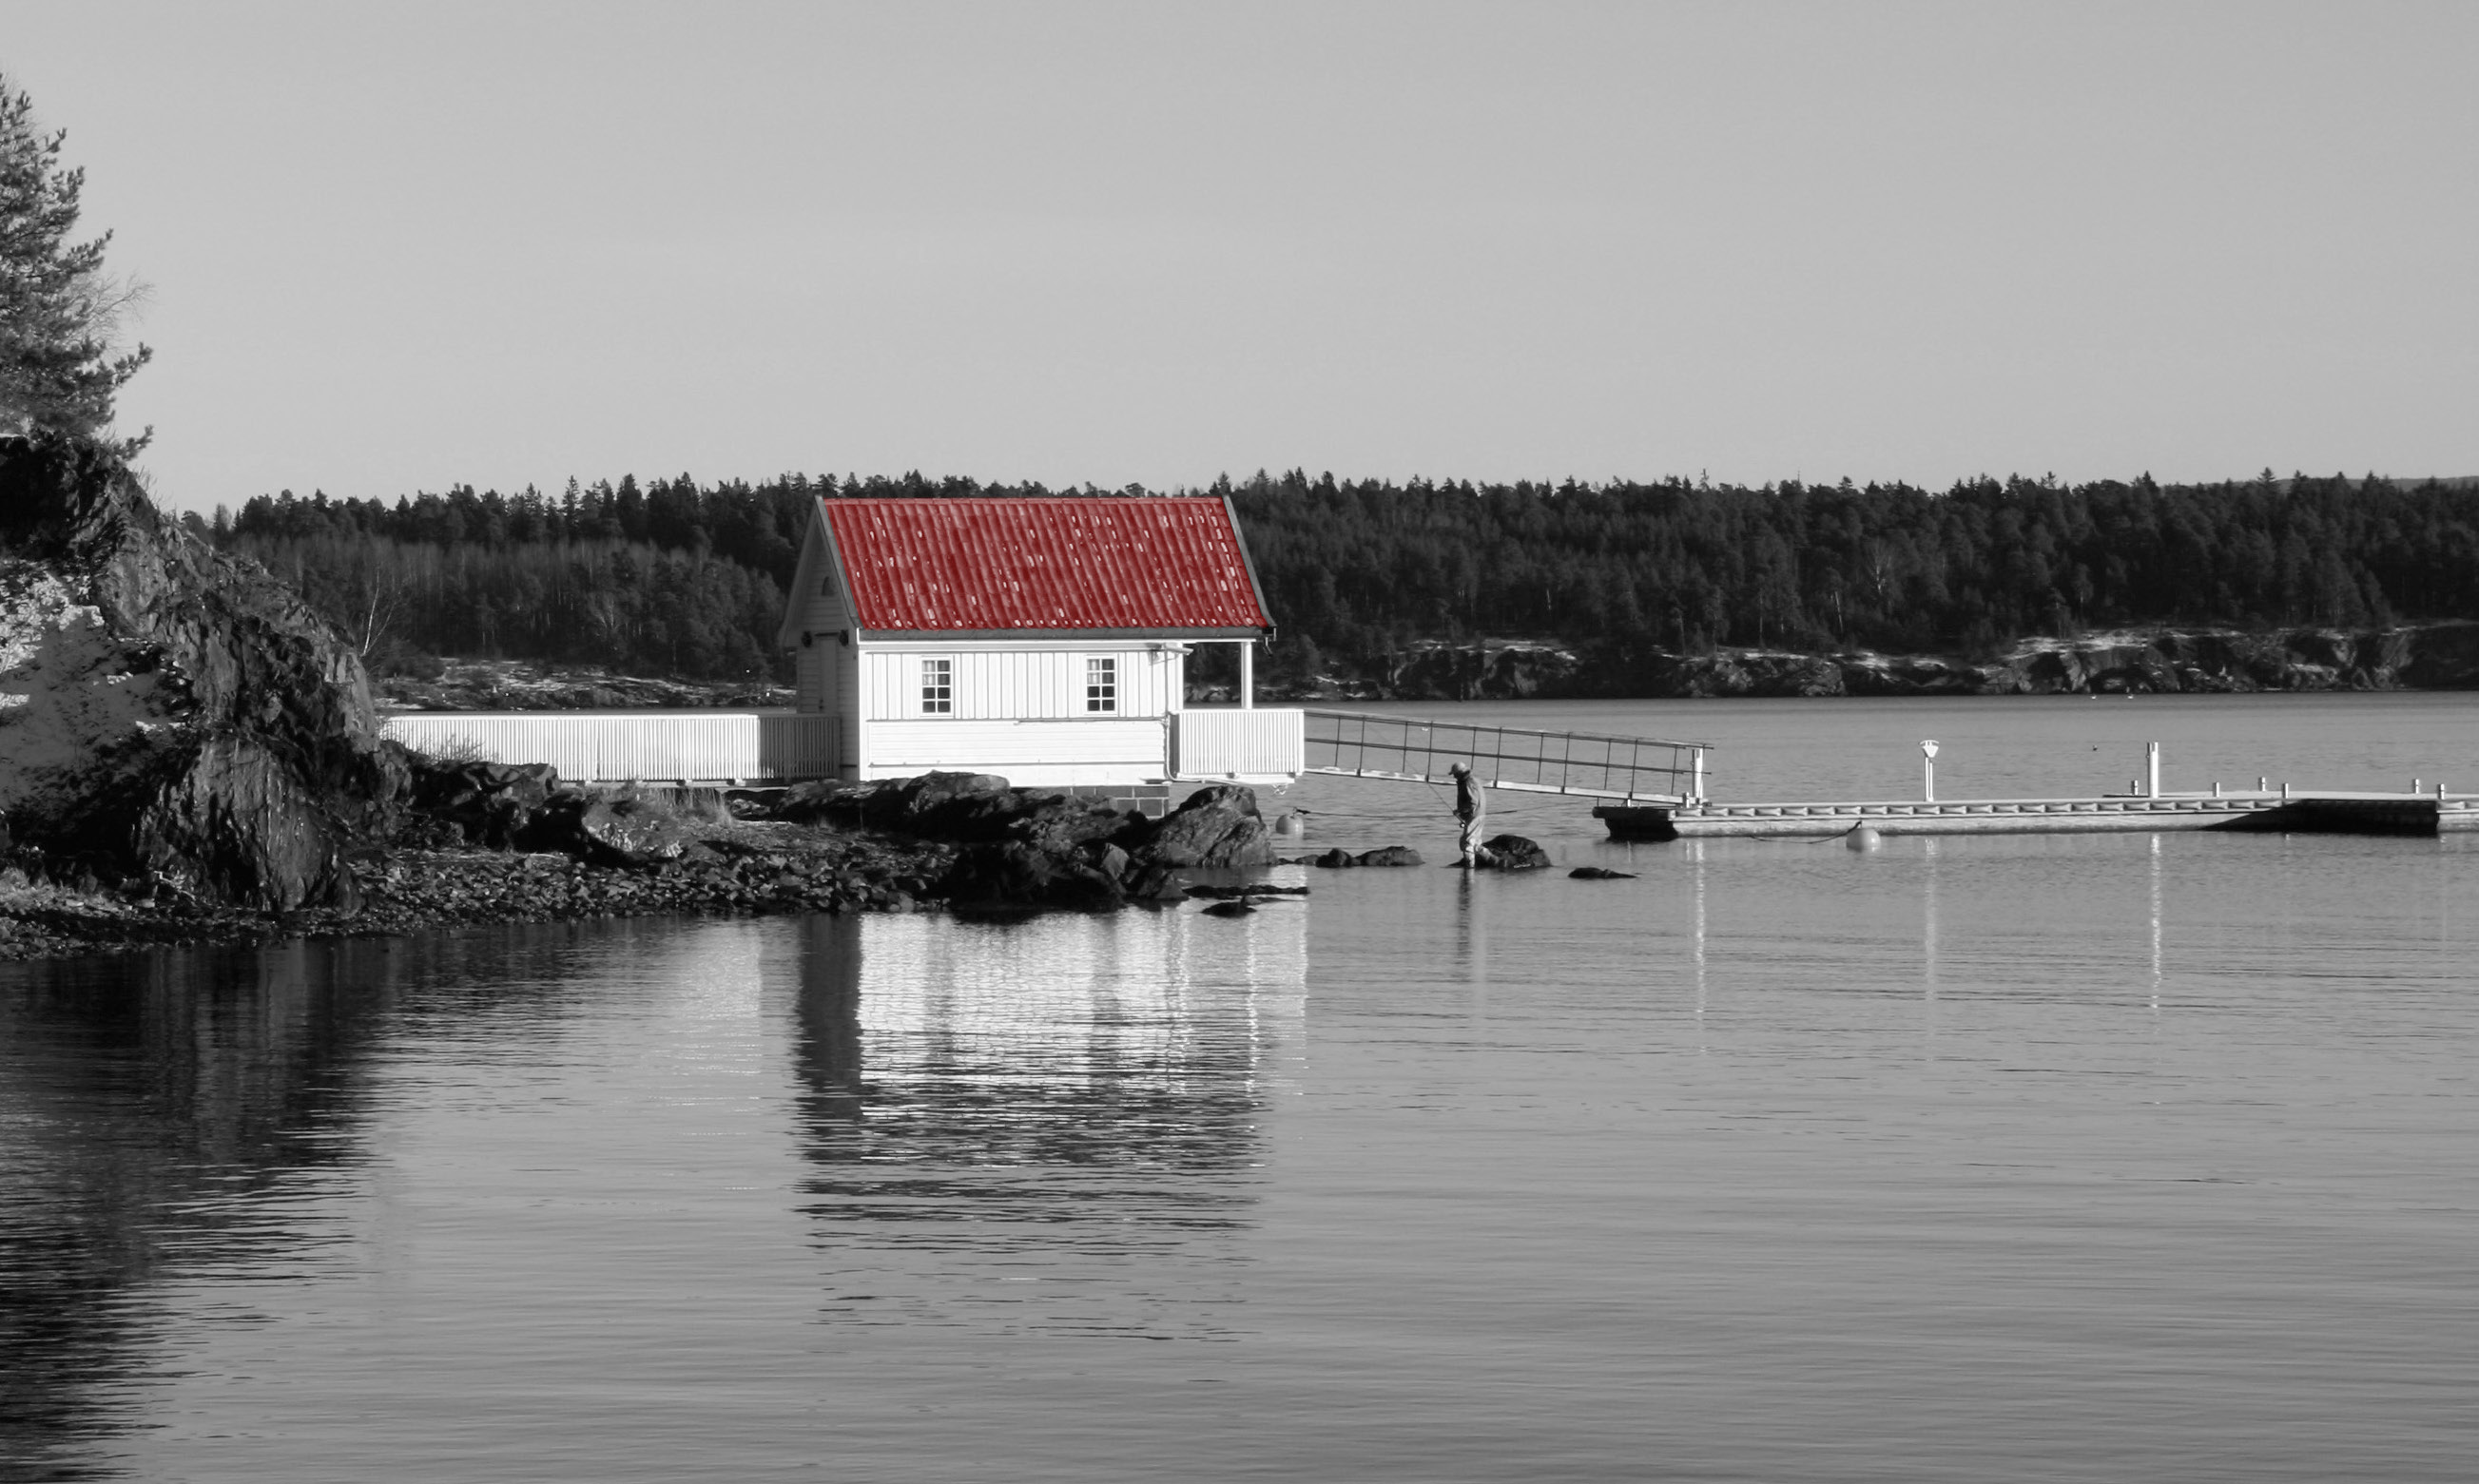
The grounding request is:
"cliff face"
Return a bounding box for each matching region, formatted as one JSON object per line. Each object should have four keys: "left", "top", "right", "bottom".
{"left": 1263, "top": 624, "right": 2479, "bottom": 703}
{"left": 0, "top": 436, "right": 403, "bottom": 909}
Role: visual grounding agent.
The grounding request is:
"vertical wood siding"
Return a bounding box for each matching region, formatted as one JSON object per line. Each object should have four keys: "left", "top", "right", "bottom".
{"left": 382, "top": 712, "right": 839, "bottom": 782}
{"left": 860, "top": 718, "right": 1169, "bottom": 785}
{"left": 860, "top": 646, "right": 1180, "bottom": 722}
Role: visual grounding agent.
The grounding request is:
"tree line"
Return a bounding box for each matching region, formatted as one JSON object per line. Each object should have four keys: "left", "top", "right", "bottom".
{"left": 200, "top": 467, "right": 2479, "bottom": 685}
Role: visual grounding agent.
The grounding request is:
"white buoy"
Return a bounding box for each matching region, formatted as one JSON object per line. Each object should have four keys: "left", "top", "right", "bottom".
{"left": 1846, "top": 826, "right": 1882, "bottom": 853}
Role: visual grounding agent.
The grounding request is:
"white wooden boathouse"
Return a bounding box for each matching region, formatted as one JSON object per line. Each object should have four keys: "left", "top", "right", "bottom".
{"left": 780, "top": 493, "right": 1299, "bottom": 788}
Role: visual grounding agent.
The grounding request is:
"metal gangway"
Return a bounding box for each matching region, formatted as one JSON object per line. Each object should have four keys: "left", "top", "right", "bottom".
{"left": 1303, "top": 709, "right": 1710, "bottom": 804}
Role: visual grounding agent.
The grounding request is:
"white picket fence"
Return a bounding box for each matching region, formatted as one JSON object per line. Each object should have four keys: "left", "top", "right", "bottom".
{"left": 382, "top": 710, "right": 838, "bottom": 784}
{"left": 1170, "top": 707, "right": 1307, "bottom": 781}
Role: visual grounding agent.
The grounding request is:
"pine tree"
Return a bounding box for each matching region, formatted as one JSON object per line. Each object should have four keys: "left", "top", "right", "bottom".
{"left": 0, "top": 74, "right": 150, "bottom": 448}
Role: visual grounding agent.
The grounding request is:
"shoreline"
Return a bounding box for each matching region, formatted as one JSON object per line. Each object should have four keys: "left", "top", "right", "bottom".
{"left": 0, "top": 820, "right": 956, "bottom": 963}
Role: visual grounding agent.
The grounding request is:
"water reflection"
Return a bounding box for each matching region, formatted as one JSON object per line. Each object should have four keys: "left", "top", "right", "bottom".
{"left": 2149, "top": 834, "right": 2164, "bottom": 1018}
{"left": 1692, "top": 840, "right": 1708, "bottom": 1053}
{"left": 0, "top": 944, "right": 378, "bottom": 1477}
{"left": 1923, "top": 838, "right": 1941, "bottom": 1059}
{"left": 784, "top": 904, "right": 1307, "bottom": 1336}
{"left": 0, "top": 926, "right": 661, "bottom": 1480}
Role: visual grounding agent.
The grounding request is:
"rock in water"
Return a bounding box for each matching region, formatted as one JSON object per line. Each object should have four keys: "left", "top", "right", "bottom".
{"left": 1476, "top": 835, "right": 1553, "bottom": 870}
{"left": 1569, "top": 866, "right": 1636, "bottom": 879}
{"left": 0, "top": 436, "right": 402, "bottom": 910}
{"left": 1354, "top": 846, "right": 1424, "bottom": 867}
{"left": 1138, "top": 783, "right": 1274, "bottom": 869}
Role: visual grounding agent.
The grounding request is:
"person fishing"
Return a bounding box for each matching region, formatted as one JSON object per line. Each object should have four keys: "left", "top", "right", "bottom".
{"left": 1449, "top": 761, "right": 1486, "bottom": 868}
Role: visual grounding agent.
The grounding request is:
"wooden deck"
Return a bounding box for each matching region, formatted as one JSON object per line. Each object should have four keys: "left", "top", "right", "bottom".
{"left": 1596, "top": 791, "right": 2479, "bottom": 839}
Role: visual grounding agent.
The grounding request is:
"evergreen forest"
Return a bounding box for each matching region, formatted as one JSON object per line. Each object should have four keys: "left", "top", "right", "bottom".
{"left": 204, "top": 469, "right": 2479, "bottom": 686}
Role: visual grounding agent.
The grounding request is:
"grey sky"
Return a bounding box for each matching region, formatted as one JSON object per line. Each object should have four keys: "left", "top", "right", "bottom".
{"left": 11, "top": 1, "right": 2475, "bottom": 512}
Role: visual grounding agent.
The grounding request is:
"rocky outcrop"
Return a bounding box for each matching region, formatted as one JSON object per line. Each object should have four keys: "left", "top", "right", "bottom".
{"left": 767, "top": 773, "right": 1278, "bottom": 912}
{"left": 0, "top": 436, "right": 402, "bottom": 909}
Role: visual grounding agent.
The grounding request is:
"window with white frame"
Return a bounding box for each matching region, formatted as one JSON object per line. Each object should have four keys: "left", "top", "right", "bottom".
{"left": 921, "top": 658, "right": 953, "bottom": 714}
{"left": 1085, "top": 656, "right": 1117, "bottom": 713}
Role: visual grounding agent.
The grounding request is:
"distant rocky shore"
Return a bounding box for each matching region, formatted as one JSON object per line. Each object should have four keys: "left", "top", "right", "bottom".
{"left": 1242, "top": 624, "right": 2479, "bottom": 703}
{"left": 392, "top": 622, "right": 2479, "bottom": 717}
{"left": 377, "top": 659, "right": 792, "bottom": 712}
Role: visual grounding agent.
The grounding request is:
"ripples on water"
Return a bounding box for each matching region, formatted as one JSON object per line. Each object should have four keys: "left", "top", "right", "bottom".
{"left": 3, "top": 696, "right": 2475, "bottom": 1481}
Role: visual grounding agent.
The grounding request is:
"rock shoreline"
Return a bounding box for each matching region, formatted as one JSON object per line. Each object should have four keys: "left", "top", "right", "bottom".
{"left": 0, "top": 767, "right": 1307, "bottom": 962}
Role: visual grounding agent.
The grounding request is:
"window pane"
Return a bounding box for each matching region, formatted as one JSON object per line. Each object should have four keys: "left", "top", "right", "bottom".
{"left": 922, "top": 658, "right": 952, "bottom": 714}
{"left": 1085, "top": 656, "right": 1116, "bottom": 713}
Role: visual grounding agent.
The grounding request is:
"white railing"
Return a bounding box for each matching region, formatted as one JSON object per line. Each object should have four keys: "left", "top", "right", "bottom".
{"left": 1172, "top": 707, "right": 1306, "bottom": 781}
{"left": 381, "top": 711, "right": 838, "bottom": 783}
{"left": 1304, "top": 709, "right": 1708, "bottom": 802}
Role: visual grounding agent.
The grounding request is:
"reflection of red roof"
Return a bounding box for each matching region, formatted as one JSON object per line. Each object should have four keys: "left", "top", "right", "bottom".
{"left": 823, "top": 496, "right": 1272, "bottom": 634}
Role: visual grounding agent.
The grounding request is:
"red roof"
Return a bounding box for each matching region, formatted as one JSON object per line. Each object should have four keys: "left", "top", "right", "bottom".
{"left": 823, "top": 496, "right": 1272, "bottom": 634}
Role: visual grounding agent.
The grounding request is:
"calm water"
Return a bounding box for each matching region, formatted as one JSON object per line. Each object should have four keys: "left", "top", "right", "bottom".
{"left": 5, "top": 695, "right": 2475, "bottom": 1482}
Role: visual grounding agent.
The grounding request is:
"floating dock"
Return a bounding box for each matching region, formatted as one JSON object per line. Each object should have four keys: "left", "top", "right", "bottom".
{"left": 1596, "top": 791, "right": 2479, "bottom": 840}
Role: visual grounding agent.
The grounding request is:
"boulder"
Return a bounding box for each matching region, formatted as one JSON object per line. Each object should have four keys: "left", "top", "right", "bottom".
{"left": 0, "top": 435, "right": 403, "bottom": 909}
{"left": 515, "top": 789, "right": 696, "bottom": 868}
{"left": 1185, "top": 883, "right": 1308, "bottom": 900}
{"left": 1475, "top": 835, "right": 1553, "bottom": 870}
{"left": 1309, "top": 847, "right": 1358, "bottom": 869}
{"left": 1137, "top": 784, "right": 1274, "bottom": 869}
{"left": 573, "top": 797, "right": 697, "bottom": 868}
{"left": 408, "top": 757, "right": 560, "bottom": 848}
{"left": 1122, "top": 861, "right": 1191, "bottom": 902}
{"left": 942, "top": 838, "right": 1126, "bottom": 913}
{"left": 1355, "top": 845, "right": 1424, "bottom": 867}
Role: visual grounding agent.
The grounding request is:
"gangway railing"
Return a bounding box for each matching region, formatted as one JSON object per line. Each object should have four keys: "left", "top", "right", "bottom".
{"left": 1303, "top": 709, "right": 1710, "bottom": 803}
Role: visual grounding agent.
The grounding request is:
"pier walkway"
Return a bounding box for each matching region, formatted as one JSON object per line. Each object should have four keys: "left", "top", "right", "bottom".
{"left": 1596, "top": 790, "right": 2479, "bottom": 839}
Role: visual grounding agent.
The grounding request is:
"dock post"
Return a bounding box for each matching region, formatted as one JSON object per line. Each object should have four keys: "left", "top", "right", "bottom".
{"left": 2146, "top": 742, "right": 2160, "bottom": 799}
{"left": 1691, "top": 747, "right": 1705, "bottom": 803}
{"left": 1922, "top": 740, "right": 1940, "bottom": 801}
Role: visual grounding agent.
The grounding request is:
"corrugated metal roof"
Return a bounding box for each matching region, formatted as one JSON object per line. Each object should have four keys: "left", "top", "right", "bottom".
{"left": 823, "top": 496, "right": 1273, "bottom": 634}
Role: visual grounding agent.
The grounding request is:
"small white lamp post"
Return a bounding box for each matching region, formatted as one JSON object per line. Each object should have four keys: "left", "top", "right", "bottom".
{"left": 1922, "top": 739, "right": 1940, "bottom": 802}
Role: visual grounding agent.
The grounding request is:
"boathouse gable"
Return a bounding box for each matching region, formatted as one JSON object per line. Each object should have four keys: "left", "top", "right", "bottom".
{"left": 782, "top": 495, "right": 1276, "bottom": 785}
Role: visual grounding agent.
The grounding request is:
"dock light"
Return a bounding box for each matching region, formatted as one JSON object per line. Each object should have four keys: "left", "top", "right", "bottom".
{"left": 1921, "top": 740, "right": 1939, "bottom": 802}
